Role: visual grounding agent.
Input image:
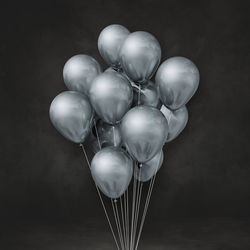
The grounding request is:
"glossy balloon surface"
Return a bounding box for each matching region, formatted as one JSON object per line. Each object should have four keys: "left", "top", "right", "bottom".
{"left": 156, "top": 56, "right": 199, "bottom": 110}
{"left": 49, "top": 91, "right": 94, "bottom": 143}
{"left": 97, "top": 120, "right": 122, "bottom": 147}
{"left": 85, "top": 130, "right": 100, "bottom": 153}
{"left": 120, "top": 31, "right": 161, "bottom": 84}
{"left": 132, "top": 81, "right": 161, "bottom": 108}
{"left": 89, "top": 71, "right": 133, "bottom": 124}
{"left": 63, "top": 54, "right": 102, "bottom": 96}
{"left": 120, "top": 106, "right": 168, "bottom": 163}
{"left": 91, "top": 147, "right": 133, "bottom": 198}
{"left": 134, "top": 150, "right": 163, "bottom": 182}
{"left": 161, "top": 105, "right": 188, "bottom": 142}
{"left": 98, "top": 24, "right": 130, "bottom": 68}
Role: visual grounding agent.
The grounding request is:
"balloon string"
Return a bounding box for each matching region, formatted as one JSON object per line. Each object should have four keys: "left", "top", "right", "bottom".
{"left": 115, "top": 200, "right": 125, "bottom": 250}
{"left": 135, "top": 173, "right": 157, "bottom": 250}
{"left": 124, "top": 191, "right": 130, "bottom": 250}
{"left": 80, "top": 144, "right": 120, "bottom": 250}
{"left": 111, "top": 200, "right": 124, "bottom": 250}
{"left": 132, "top": 167, "right": 139, "bottom": 249}
{"left": 138, "top": 84, "right": 141, "bottom": 105}
{"left": 113, "top": 126, "right": 116, "bottom": 147}
{"left": 130, "top": 166, "right": 137, "bottom": 250}
{"left": 132, "top": 166, "right": 143, "bottom": 249}
{"left": 125, "top": 190, "right": 129, "bottom": 249}
{"left": 125, "top": 188, "right": 129, "bottom": 249}
{"left": 93, "top": 118, "right": 101, "bottom": 149}
{"left": 123, "top": 194, "right": 127, "bottom": 249}
{"left": 120, "top": 196, "right": 126, "bottom": 249}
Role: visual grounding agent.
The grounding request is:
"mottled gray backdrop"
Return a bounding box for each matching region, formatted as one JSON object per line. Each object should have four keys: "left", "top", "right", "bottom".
{"left": 1, "top": 0, "right": 250, "bottom": 249}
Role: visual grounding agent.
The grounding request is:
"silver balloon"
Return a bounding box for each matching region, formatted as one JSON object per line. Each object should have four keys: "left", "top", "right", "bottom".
{"left": 134, "top": 150, "right": 163, "bottom": 182}
{"left": 97, "top": 120, "right": 122, "bottom": 147}
{"left": 91, "top": 146, "right": 133, "bottom": 199}
{"left": 63, "top": 54, "right": 102, "bottom": 96}
{"left": 120, "top": 31, "right": 161, "bottom": 85}
{"left": 161, "top": 105, "right": 188, "bottom": 142}
{"left": 104, "top": 67, "right": 117, "bottom": 73}
{"left": 49, "top": 91, "right": 94, "bottom": 143}
{"left": 89, "top": 71, "right": 133, "bottom": 124}
{"left": 98, "top": 24, "right": 130, "bottom": 69}
{"left": 85, "top": 128, "right": 100, "bottom": 153}
{"left": 132, "top": 81, "right": 161, "bottom": 108}
{"left": 86, "top": 119, "right": 122, "bottom": 153}
{"left": 156, "top": 56, "right": 199, "bottom": 110}
{"left": 120, "top": 106, "right": 168, "bottom": 163}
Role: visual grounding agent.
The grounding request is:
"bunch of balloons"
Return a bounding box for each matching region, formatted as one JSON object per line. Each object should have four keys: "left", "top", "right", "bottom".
{"left": 49, "top": 24, "right": 199, "bottom": 250}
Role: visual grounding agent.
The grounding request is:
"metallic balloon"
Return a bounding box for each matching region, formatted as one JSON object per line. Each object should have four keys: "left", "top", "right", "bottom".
{"left": 104, "top": 67, "right": 117, "bottom": 73}
{"left": 156, "top": 56, "right": 200, "bottom": 110}
{"left": 91, "top": 146, "right": 133, "bottom": 199}
{"left": 120, "top": 31, "right": 161, "bottom": 85}
{"left": 49, "top": 91, "right": 94, "bottom": 143}
{"left": 63, "top": 54, "right": 102, "bottom": 96}
{"left": 89, "top": 71, "right": 133, "bottom": 124}
{"left": 105, "top": 67, "right": 137, "bottom": 88}
{"left": 120, "top": 106, "right": 168, "bottom": 163}
{"left": 161, "top": 105, "right": 188, "bottom": 142}
{"left": 134, "top": 150, "right": 163, "bottom": 182}
{"left": 86, "top": 119, "right": 123, "bottom": 153}
{"left": 96, "top": 120, "right": 122, "bottom": 147}
{"left": 85, "top": 129, "right": 100, "bottom": 153}
{"left": 132, "top": 81, "right": 161, "bottom": 108}
{"left": 98, "top": 24, "right": 130, "bottom": 69}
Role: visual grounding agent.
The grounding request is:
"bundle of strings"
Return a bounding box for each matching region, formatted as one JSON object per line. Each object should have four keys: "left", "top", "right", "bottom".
{"left": 80, "top": 88, "right": 158, "bottom": 250}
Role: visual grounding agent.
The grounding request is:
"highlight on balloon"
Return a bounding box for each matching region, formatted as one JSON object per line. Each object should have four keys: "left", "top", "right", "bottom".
{"left": 49, "top": 23, "right": 200, "bottom": 250}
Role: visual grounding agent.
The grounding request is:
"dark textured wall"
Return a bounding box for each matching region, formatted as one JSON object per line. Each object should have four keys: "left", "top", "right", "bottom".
{"left": 1, "top": 0, "right": 250, "bottom": 223}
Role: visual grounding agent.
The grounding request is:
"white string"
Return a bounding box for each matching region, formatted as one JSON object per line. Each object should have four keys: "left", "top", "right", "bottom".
{"left": 80, "top": 144, "right": 120, "bottom": 250}
{"left": 111, "top": 199, "right": 124, "bottom": 250}
{"left": 132, "top": 165, "right": 143, "bottom": 249}
{"left": 93, "top": 119, "right": 101, "bottom": 149}
{"left": 126, "top": 189, "right": 130, "bottom": 250}
{"left": 120, "top": 196, "right": 126, "bottom": 249}
{"left": 138, "top": 84, "right": 141, "bottom": 105}
{"left": 130, "top": 166, "right": 137, "bottom": 250}
{"left": 135, "top": 172, "right": 157, "bottom": 250}
{"left": 113, "top": 126, "right": 116, "bottom": 147}
{"left": 115, "top": 200, "right": 125, "bottom": 250}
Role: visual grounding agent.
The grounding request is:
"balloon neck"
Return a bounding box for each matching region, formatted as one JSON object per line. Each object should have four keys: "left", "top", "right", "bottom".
{"left": 114, "top": 199, "right": 118, "bottom": 203}
{"left": 135, "top": 79, "right": 147, "bottom": 85}
{"left": 138, "top": 163, "right": 143, "bottom": 168}
{"left": 137, "top": 84, "right": 141, "bottom": 106}
{"left": 112, "top": 64, "right": 123, "bottom": 73}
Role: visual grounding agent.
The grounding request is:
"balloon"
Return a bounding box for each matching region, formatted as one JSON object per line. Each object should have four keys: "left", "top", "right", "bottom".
{"left": 85, "top": 130, "right": 100, "bottom": 153}
{"left": 156, "top": 56, "right": 199, "bottom": 110}
{"left": 86, "top": 119, "right": 122, "bottom": 153}
{"left": 49, "top": 91, "right": 94, "bottom": 143}
{"left": 120, "top": 31, "right": 161, "bottom": 85}
{"left": 134, "top": 150, "right": 163, "bottom": 182}
{"left": 105, "top": 67, "right": 117, "bottom": 73}
{"left": 120, "top": 106, "right": 168, "bottom": 163}
{"left": 63, "top": 54, "right": 102, "bottom": 96}
{"left": 161, "top": 105, "right": 188, "bottom": 142}
{"left": 98, "top": 24, "right": 130, "bottom": 69}
{"left": 89, "top": 71, "right": 133, "bottom": 124}
{"left": 91, "top": 147, "right": 133, "bottom": 199}
{"left": 132, "top": 81, "right": 161, "bottom": 108}
{"left": 96, "top": 120, "right": 122, "bottom": 147}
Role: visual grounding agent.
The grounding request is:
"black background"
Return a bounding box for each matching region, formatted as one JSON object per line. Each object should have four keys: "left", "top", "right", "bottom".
{"left": 1, "top": 0, "right": 250, "bottom": 249}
